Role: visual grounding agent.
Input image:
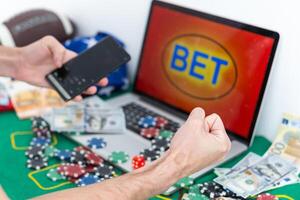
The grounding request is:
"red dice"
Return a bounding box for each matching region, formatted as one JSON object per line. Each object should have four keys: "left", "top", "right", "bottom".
{"left": 132, "top": 155, "right": 146, "bottom": 170}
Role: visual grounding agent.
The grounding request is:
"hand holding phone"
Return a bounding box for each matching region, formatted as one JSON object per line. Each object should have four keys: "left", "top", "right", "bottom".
{"left": 46, "top": 36, "right": 131, "bottom": 101}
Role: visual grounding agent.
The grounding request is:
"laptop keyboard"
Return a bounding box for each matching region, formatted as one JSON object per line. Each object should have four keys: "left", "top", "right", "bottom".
{"left": 122, "top": 102, "right": 180, "bottom": 139}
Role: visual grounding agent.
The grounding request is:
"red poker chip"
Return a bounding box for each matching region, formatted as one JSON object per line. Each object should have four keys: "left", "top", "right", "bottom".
{"left": 140, "top": 127, "right": 160, "bottom": 139}
{"left": 74, "top": 146, "right": 91, "bottom": 153}
{"left": 257, "top": 193, "right": 278, "bottom": 200}
{"left": 85, "top": 152, "right": 104, "bottom": 165}
{"left": 155, "top": 117, "right": 168, "bottom": 128}
{"left": 61, "top": 163, "right": 86, "bottom": 178}
{"left": 84, "top": 164, "right": 96, "bottom": 173}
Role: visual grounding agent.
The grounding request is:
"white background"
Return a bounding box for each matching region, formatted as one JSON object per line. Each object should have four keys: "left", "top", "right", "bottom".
{"left": 0, "top": 0, "right": 299, "bottom": 141}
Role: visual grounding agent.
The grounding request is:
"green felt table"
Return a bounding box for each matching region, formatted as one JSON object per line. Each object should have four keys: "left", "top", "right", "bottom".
{"left": 0, "top": 111, "right": 299, "bottom": 200}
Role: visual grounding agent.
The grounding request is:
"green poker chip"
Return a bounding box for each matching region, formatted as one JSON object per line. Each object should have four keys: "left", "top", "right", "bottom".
{"left": 175, "top": 176, "right": 194, "bottom": 188}
{"left": 186, "top": 193, "right": 209, "bottom": 200}
{"left": 47, "top": 168, "right": 66, "bottom": 181}
{"left": 159, "top": 130, "right": 174, "bottom": 138}
{"left": 108, "top": 151, "right": 129, "bottom": 164}
{"left": 188, "top": 184, "right": 201, "bottom": 194}
{"left": 44, "top": 146, "right": 57, "bottom": 157}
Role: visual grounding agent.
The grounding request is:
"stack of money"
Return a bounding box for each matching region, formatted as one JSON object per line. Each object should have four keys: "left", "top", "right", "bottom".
{"left": 8, "top": 81, "right": 65, "bottom": 119}
{"left": 43, "top": 96, "right": 126, "bottom": 134}
{"left": 214, "top": 113, "right": 300, "bottom": 198}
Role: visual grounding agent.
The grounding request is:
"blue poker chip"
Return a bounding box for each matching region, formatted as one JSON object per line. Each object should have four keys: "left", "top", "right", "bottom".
{"left": 138, "top": 116, "right": 156, "bottom": 128}
{"left": 76, "top": 173, "right": 103, "bottom": 187}
{"left": 87, "top": 137, "right": 107, "bottom": 149}
{"left": 30, "top": 137, "right": 51, "bottom": 147}
{"left": 55, "top": 149, "right": 72, "bottom": 161}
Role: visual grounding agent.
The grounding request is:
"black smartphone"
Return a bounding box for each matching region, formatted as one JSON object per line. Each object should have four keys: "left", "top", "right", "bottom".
{"left": 46, "top": 36, "right": 131, "bottom": 101}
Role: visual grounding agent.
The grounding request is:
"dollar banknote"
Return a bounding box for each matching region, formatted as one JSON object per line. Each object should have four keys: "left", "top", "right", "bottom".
{"left": 44, "top": 96, "right": 126, "bottom": 134}
{"left": 48, "top": 103, "right": 85, "bottom": 132}
{"left": 215, "top": 154, "right": 297, "bottom": 198}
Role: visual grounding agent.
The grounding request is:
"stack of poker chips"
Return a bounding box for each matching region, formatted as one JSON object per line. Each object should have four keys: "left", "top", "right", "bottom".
{"left": 25, "top": 117, "right": 117, "bottom": 187}
{"left": 26, "top": 117, "right": 52, "bottom": 170}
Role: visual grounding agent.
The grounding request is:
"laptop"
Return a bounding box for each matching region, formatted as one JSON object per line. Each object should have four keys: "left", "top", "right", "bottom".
{"left": 70, "top": 0, "right": 279, "bottom": 195}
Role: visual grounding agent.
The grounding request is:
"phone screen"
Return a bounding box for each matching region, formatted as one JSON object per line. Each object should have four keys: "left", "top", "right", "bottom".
{"left": 46, "top": 36, "right": 130, "bottom": 101}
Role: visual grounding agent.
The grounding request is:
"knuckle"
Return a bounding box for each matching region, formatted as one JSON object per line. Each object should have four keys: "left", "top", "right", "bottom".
{"left": 42, "top": 35, "right": 55, "bottom": 42}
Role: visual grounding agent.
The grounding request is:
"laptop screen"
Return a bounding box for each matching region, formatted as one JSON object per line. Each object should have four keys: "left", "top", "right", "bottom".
{"left": 134, "top": 1, "right": 279, "bottom": 142}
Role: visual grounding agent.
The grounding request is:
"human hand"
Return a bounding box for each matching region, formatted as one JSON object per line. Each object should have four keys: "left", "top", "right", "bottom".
{"left": 169, "top": 108, "right": 231, "bottom": 176}
{"left": 15, "top": 36, "right": 108, "bottom": 101}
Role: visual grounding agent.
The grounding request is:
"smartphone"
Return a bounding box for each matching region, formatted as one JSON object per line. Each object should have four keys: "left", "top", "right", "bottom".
{"left": 46, "top": 36, "right": 131, "bottom": 101}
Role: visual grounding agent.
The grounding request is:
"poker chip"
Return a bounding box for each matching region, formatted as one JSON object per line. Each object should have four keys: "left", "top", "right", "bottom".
{"left": 155, "top": 116, "right": 168, "bottom": 128}
{"left": 60, "top": 163, "right": 86, "bottom": 178}
{"left": 84, "top": 152, "right": 104, "bottom": 165}
{"left": 27, "top": 156, "right": 48, "bottom": 170}
{"left": 85, "top": 164, "right": 96, "bottom": 173}
{"left": 47, "top": 168, "right": 66, "bottom": 181}
{"left": 151, "top": 136, "right": 170, "bottom": 152}
{"left": 140, "top": 127, "right": 160, "bottom": 139}
{"left": 30, "top": 137, "right": 51, "bottom": 147}
{"left": 199, "top": 182, "right": 239, "bottom": 199}
{"left": 55, "top": 149, "right": 72, "bottom": 161}
{"left": 44, "top": 146, "right": 57, "bottom": 157}
{"left": 87, "top": 137, "right": 107, "bottom": 149}
{"left": 76, "top": 173, "right": 103, "bottom": 187}
{"left": 175, "top": 176, "right": 194, "bottom": 188}
{"left": 25, "top": 145, "right": 45, "bottom": 158}
{"left": 138, "top": 116, "right": 156, "bottom": 128}
{"left": 140, "top": 149, "right": 161, "bottom": 161}
{"left": 159, "top": 130, "right": 174, "bottom": 139}
{"left": 94, "top": 164, "right": 115, "bottom": 179}
{"left": 257, "top": 193, "right": 278, "bottom": 200}
{"left": 70, "top": 150, "right": 87, "bottom": 165}
{"left": 108, "top": 151, "right": 129, "bottom": 164}
{"left": 33, "top": 129, "right": 51, "bottom": 138}
{"left": 186, "top": 193, "right": 209, "bottom": 200}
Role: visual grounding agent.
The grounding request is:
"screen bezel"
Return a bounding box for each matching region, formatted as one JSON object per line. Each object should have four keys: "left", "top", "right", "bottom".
{"left": 133, "top": 0, "right": 280, "bottom": 145}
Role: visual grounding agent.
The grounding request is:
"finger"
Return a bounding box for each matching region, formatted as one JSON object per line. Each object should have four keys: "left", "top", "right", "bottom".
{"left": 73, "top": 95, "right": 82, "bottom": 101}
{"left": 83, "top": 86, "right": 97, "bottom": 95}
{"left": 98, "top": 78, "right": 108, "bottom": 86}
{"left": 205, "top": 113, "right": 226, "bottom": 134}
{"left": 42, "top": 36, "right": 66, "bottom": 67}
{"left": 62, "top": 50, "right": 77, "bottom": 64}
{"left": 187, "top": 107, "right": 205, "bottom": 121}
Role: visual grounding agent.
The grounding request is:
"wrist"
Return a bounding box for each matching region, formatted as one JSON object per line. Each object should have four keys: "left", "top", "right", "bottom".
{"left": 0, "top": 46, "right": 21, "bottom": 78}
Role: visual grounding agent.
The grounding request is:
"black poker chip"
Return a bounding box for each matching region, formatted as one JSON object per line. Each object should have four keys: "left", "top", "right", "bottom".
{"left": 70, "top": 151, "right": 87, "bottom": 166}
{"left": 151, "top": 136, "right": 170, "bottom": 152}
{"left": 94, "top": 164, "right": 114, "bottom": 179}
{"left": 25, "top": 145, "right": 45, "bottom": 158}
{"left": 27, "top": 155, "right": 48, "bottom": 170}
{"left": 140, "top": 149, "right": 161, "bottom": 161}
{"left": 199, "top": 181, "right": 245, "bottom": 199}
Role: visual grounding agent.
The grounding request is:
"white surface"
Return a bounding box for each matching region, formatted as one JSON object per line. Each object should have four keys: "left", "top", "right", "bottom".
{"left": 0, "top": 0, "right": 299, "bottom": 141}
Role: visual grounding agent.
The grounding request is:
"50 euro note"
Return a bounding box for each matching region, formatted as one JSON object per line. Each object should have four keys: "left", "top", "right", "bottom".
{"left": 9, "top": 81, "right": 65, "bottom": 119}
{"left": 266, "top": 113, "right": 300, "bottom": 168}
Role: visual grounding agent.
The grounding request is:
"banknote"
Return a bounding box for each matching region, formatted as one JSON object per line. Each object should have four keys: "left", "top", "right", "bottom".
{"left": 281, "top": 113, "right": 300, "bottom": 128}
{"left": 215, "top": 154, "right": 297, "bottom": 198}
{"left": 264, "top": 169, "right": 300, "bottom": 191}
{"left": 214, "top": 168, "right": 231, "bottom": 177}
{"left": 223, "top": 152, "right": 261, "bottom": 176}
{"left": 9, "top": 81, "right": 65, "bottom": 119}
{"left": 265, "top": 125, "right": 300, "bottom": 168}
{"left": 49, "top": 103, "right": 85, "bottom": 132}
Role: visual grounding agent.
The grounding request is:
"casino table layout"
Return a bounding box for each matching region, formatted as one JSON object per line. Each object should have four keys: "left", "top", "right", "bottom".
{"left": 0, "top": 111, "right": 299, "bottom": 200}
